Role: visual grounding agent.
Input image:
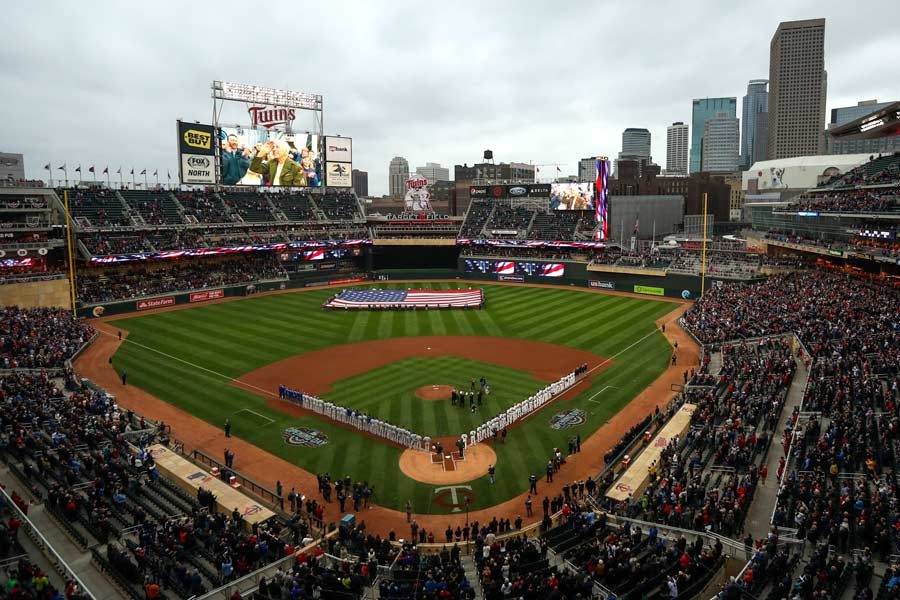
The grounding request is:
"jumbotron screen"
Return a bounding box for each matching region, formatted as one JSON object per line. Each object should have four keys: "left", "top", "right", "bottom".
{"left": 218, "top": 127, "right": 323, "bottom": 187}
{"left": 550, "top": 182, "right": 595, "bottom": 211}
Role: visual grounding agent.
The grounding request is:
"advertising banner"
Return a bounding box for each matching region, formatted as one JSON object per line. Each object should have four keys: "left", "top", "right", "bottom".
{"left": 498, "top": 275, "right": 525, "bottom": 283}
{"left": 404, "top": 177, "right": 432, "bottom": 211}
{"left": 189, "top": 289, "right": 225, "bottom": 303}
{"left": 324, "top": 137, "right": 352, "bottom": 162}
{"left": 468, "top": 184, "right": 551, "bottom": 199}
{"left": 325, "top": 161, "right": 352, "bottom": 187}
{"left": 218, "top": 128, "right": 322, "bottom": 187}
{"left": 528, "top": 183, "right": 551, "bottom": 197}
{"left": 633, "top": 284, "right": 665, "bottom": 296}
{"left": 589, "top": 280, "right": 615, "bottom": 290}
{"left": 177, "top": 121, "right": 217, "bottom": 185}
{"left": 137, "top": 296, "right": 176, "bottom": 311}
{"left": 550, "top": 182, "right": 595, "bottom": 210}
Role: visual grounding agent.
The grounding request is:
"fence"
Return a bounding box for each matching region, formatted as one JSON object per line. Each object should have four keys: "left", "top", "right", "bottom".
{"left": 191, "top": 448, "right": 285, "bottom": 512}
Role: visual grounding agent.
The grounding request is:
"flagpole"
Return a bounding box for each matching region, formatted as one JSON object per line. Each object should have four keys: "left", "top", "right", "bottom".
{"left": 131, "top": 171, "right": 135, "bottom": 189}
{"left": 48, "top": 163, "right": 53, "bottom": 187}
{"left": 155, "top": 172, "right": 159, "bottom": 187}
{"left": 143, "top": 172, "right": 148, "bottom": 188}
{"left": 63, "top": 166, "right": 68, "bottom": 187}
{"left": 119, "top": 168, "right": 123, "bottom": 189}
{"left": 106, "top": 171, "right": 110, "bottom": 188}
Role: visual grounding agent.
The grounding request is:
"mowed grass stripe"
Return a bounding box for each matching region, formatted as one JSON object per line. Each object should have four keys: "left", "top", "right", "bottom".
{"left": 109, "top": 283, "right": 677, "bottom": 512}
{"left": 347, "top": 311, "right": 371, "bottom": 342}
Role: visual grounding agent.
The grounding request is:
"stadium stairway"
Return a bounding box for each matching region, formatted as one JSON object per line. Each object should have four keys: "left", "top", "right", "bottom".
{"left": 460, "top": 554, "right": 484, "bottom": 599}
{"left": 0, "top": 465, "right": 123, "bottom": 599}
{"left": 741, "top": 351, "right": 809, "bottom": 540}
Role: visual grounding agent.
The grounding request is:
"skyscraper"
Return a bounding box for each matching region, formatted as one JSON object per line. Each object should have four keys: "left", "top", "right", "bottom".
{"left": 701, "top": 112, "right": 740, "bottom": 173}
{"left": 690, "top": 98, "right": 737, "bottom": 173}
{"left": 741, "top": 80, "right": 769, "bottom": 168}
{"left": 621, "top": 128, "right": 651, "bottom": 160}
{"left": 388, "top": 156, "right": 409, "bottom": 198}
{"left": 352, "top": 169, "right": 368, "bottom": 197}
{"left": 768, "top": 18, "right": 827, "bottom": 159}
{"left": 414, "top": 162, "right": 450, "bottom": 184}
{"left": 578, "top": 158, "right": 597, "bottom": 183}
{"left": 666, "top": 122, "right": 689, "bottom": 175}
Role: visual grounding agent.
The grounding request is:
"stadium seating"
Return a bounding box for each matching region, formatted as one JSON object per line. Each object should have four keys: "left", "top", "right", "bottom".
{"left": 77, "top": 254, "right": 288, "bottom": 304}
{"left": 268, "top": 191, "right": 316, "bottom": 221}
{"left": 120, "top": 190, "right": 185, "bottom": 225}
{"left": 63, "top": 188, "right": 130, "bottom": 228}
{"left": 219, "top": 191, "right": 278, "bottom": 223}
{"left": 176, "top": 190, "right": 232, "bottom": 224}
{"left": 317, "top": 192, "right": 361, "bottom": 221}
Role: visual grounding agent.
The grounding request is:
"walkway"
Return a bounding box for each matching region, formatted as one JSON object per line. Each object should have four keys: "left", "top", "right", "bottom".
{"left": 742, "top": 352, "right": 809, "bottom": 541}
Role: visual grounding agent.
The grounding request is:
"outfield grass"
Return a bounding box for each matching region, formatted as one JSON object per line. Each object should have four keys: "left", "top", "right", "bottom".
{"left": 109, "top": 282, "right": 675, "bottom": 514}
{"left": 321, "top": 356, "right": 546, "bottom": 436}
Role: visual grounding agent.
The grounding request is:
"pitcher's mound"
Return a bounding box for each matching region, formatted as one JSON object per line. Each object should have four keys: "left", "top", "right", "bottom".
{"left": 399, "top": 443, "right": 497, "bottom": 484}
{"left": 415, "top": 385, "right": 454, "bottom": 401}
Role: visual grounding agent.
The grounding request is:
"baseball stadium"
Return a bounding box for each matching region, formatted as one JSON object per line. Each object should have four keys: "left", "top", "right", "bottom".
{"left": 2, "top": 55, "right": 900, "bottom": 600}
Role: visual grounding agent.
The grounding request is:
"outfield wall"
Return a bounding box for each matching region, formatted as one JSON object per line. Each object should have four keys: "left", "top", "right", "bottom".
{"left": 451, "top": 258, "right": 746, "bottom": 300}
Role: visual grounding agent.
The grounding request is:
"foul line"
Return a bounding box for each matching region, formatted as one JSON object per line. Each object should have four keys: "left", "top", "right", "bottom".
{"left": 586, "top": 327, "right": 664, "bottom": 377}
{"left": 586, "top": 385, "right": 619, "bottom": 404}
{"left": 234, "top": 408, "right": 275, "bottom": 425}
{"left": 103, "top": 329, "right": 276, "bottom": 398}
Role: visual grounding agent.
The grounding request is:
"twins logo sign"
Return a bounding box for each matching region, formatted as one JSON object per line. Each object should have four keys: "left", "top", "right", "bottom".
{"left": 282, "top": 427, "right": 329, "bottom": 448}
{"left": 549, "top": 408, "right": 587, "bottom": 430}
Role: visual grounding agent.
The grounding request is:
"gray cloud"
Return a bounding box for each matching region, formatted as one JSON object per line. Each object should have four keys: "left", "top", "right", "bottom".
{"left": 2, "top": 0, "right": 897, "bottom": 194}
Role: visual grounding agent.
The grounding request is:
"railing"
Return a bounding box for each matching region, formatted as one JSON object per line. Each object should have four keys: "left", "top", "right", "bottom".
{"left": 191, "top": 448, "right": 285, "bottom": 511}
{"left": 193, "top": 536, "right": 333, "bottom": 600}
{"left": 0, "top": 485, "right": 97, "bottom": 599}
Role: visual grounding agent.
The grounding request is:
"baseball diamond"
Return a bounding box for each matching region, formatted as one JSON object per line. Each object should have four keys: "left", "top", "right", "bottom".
{"left": 86, "top": 281, "right": 678, "bottom": 514}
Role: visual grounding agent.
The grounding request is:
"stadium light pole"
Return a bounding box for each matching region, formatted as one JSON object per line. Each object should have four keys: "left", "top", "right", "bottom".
{"left": 700, "top": 192, "right": 708, "bottom": 297}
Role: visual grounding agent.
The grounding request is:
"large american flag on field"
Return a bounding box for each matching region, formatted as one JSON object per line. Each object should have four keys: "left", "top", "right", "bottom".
{"left": 324, "top": 288, "right": 484, "bottom": 309}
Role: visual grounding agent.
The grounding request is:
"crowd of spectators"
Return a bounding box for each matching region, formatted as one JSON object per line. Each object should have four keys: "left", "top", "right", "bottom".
{"left": 558, "top": 510, "right": 724, "bottom": 600}
{"left": 0, "top": 307, "right": 93, "bottom": 368}
{"left": 782, "top": 188, "right": 900, "bottom": 213}
{"left": 821, "top": 152, "right": 900, "bottom": 188}
{"left": 607, "top": 339, "right": 795, "bottom": 536}
{"left": 81, "top": 231, "right": 150, "bottom": 255}
{"left": 77, "top": 254, "right": 288, "bottom": 304}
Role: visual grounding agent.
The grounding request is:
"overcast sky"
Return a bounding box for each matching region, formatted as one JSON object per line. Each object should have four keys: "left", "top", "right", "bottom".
{"left": 3, "top": 0, "right": 898, "bottom": 195}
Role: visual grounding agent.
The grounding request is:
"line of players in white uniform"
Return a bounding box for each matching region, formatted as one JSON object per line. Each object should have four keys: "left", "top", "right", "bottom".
{"left": 278, "top": 369, "right": 579, "bottom": 451}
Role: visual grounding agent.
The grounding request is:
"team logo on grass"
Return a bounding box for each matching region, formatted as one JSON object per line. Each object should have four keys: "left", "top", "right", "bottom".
{"left": 282, "top": 427, "right": 329, "bottom": 448}
{"left": 549, "top": 408, "right": 587, "bottom": 430}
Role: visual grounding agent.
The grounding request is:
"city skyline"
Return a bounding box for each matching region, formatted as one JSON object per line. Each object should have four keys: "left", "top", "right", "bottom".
{"left": 2, "top": 1, "right": 898, "bottom": 195}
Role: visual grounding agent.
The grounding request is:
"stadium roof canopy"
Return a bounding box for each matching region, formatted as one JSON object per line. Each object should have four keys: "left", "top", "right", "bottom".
{"left": 828, "top": 101, "right": 900, "bottom": 140}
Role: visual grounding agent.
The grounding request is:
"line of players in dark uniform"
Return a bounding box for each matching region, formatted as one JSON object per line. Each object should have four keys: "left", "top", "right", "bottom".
{"left": 450, "top": 377, "right": 489, "bottom": 413}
